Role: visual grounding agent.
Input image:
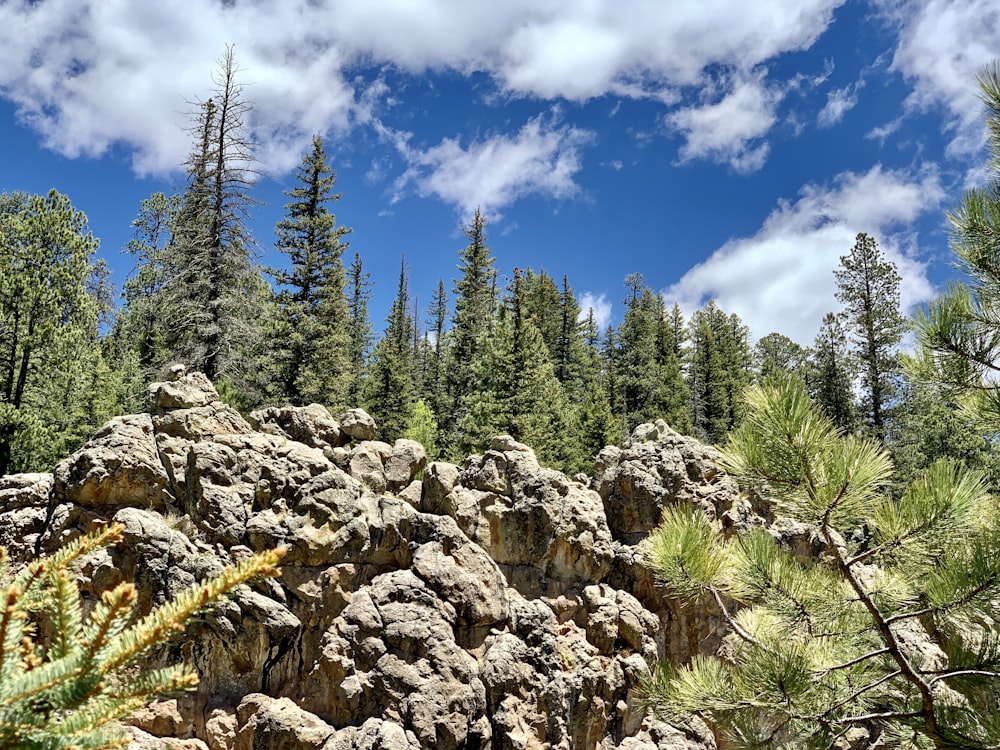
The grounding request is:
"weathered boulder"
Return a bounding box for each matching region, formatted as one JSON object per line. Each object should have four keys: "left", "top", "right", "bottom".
{"left": 148, "top": 371, "right": 220, "bottom": 412}
{"left": 0, "top": 373, "right": 732, "bottom": 750}
{"left": 54, "top": 414, "right": 169, "bottom": 511}
{"left": 338, "top": 409, "right": 377, "bottom": 442}
{"left": 0, "top": 472, "right": 52, "bottom": 558}
{"left": 384, "top": 439, "right": 427, "bottom": 493}
{"left": 249, "top": 403, "right": 345, "bottom": 450}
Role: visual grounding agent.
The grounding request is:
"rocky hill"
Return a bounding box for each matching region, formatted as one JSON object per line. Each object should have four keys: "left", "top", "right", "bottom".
{"left": 0, "top": 372, "right": 756, "bottom": 750}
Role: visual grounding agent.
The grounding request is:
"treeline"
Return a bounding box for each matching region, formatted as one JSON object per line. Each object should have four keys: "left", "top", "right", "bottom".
{"left": 1, "top": 50, "right": 997, "bottom": 487}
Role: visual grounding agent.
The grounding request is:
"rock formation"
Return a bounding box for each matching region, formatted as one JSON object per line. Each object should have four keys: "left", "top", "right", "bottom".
{"left": 0, "top": 372, "right": 750, "bottom": 750}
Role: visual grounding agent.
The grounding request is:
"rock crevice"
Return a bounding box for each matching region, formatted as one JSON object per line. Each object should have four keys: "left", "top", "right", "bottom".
{"left": 1, "top": 375, "right": 736, "bottom": 750}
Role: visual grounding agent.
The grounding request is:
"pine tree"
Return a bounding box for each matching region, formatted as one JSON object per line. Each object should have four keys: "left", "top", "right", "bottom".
{"left": 835, "top": 233, "right": 906, "bottom": 440}
{"left": 159, "top": 47, "right": 264, "bottom": 387}
{"left": 0, "top": 524, "right": 283, "bottom": 748}
{"left": 643, "top": 378, "right": 1000, "bottom": 748}
{"left": 443, "top": 209, "right": 496, "bottom": 454}
{"left": 422, "top": 279, "right": 449, "bottom": 425}
{"left": 116, "top": 192, "right": 181, "bottom": 378}
{"left": 913, "top": 62, "right": 1000, "bottom": 429}
{"left": 655, "top": 298, "right": 692, "bottom": 433}
{"left": 809, "top": 312, "right": 858, "bottom": 431}
{"left": 364, "top": 258, "right": 415, "bottom": 442}
{"left": 753, "top": 332, "right": 809, "bottom": 382}
{"left": 459, "top": 269, "right": 566, "bottom": 465}
{"left": 687, "top": 301, "right": 751, "bottom": 443}
{"left": 345, "top": 252, "right": 373, "bottom": 407}
{"left": 0, "top": 191, "right": 104, "bottom": 475}
{"left": 269, "top": 135, "right": 352, "bottom": 408}
{"left": 616, "top": 274, "right": 662, "bottom": 432}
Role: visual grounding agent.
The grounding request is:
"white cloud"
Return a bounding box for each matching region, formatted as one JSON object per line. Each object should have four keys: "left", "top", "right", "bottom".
{"left": 664, "top": 164, "right": 945, "bottom": 344}
{"left": 880, "top": 0, "right": 1000, "bottom": 158}
{"left": 578, "top": 292, "right": 613, "bottom": 330}
{"left": 817, "top": 83, "right": 860, "bottom": 128}
{"left": 0, "top": 0, "right": 844, "bottom": 178}
{"left": 667, "top": 68, "right": 783, "bottom": 173}
{"left": 389, "top": 116, "right": 594, "bottom": 218}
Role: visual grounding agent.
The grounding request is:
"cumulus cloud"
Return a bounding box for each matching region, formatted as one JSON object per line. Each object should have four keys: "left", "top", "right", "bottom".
{"left": 388, "top": 116, "right": 594, "bottom": 218}
{"left": 578, "top": 292, "right": 613, "bottom": 330}
{"left": 881, "top": 0, "right": 1000, "bottom": 157}
{"left": 664, "top": 164, "right": 945, "bottom": 344}
{"left": 0, "top": 0, "right": 844, "bottom": 178}
{"left": 667, "top": 69, "right": 783, "bottom": 173}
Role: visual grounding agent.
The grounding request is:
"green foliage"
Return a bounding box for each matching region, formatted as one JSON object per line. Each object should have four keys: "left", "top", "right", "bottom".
{"left": 643, "top": 378, "right": 1000, "bottom": 748}
{"left": 0, "top": 524, "right": 284, "bottom": 749}
{"left": 835, "top": 232, "right": 906, "bottom": 439}
{"left": 442, "top": 209, "right": 496, "bottom": 454}
{"left": 808, "top": 312, "right": 858, "bottom": 432}
{"left": 688, "top": 301, "right": 752, "bottom": 443}
{"left": 345, "top": 252, "right": 374, "bottom": 407}
{"left": 913, "top": 62, "right": 1000, "bottom": 435}
{"left": 0, "top": 190, "right": 107, "bottom": 474}
{"left": 365, "top": 258, "right": 416, "bottom": 442}
{"left": 120, "top": 48, "right": 265, "bottom": 391}
{"left": 404, "top": 399, "right": 439, "bottom": 459}
{"left": 268, "top": 135, "right": 353, "bottom": 409}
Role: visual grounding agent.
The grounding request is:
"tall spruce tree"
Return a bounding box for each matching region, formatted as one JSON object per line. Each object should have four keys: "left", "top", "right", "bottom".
{"left": 345, "top": 252, "right": 373, "bottom": 406}
{"left": 809, "top": 312, "right": 857, "bottom": 431}
{"left": 616, "top": 274, "right": 662, "bottom": 432}
{"left": 443, "top": 208, "right": 496, "bottom": 454}
{"left": 422, "top": 279, "right": 449, "bottom": 424}
{"left": 365, "top": 258, "right": 415, "bottom": 441}
{"left": 459, "top": 268, "right": 566, "bottom": 465}
{"left": 655, "top": 298, "right": 692, "bottom": 433}
{"left": 687, "top": 301, "right": 751, "bottom": 443}
{"left": 269, "top": 135, "right": 352, "bottom": 407}
{"left": 163, "top": 47, "right": 263, "bottom": 386}
{"left": 835, "top": 232, "right": 906, "bottom": 440}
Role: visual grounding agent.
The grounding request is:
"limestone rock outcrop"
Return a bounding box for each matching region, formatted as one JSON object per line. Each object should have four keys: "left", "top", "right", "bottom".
{"left": 2, "top": 374, "right": 737, "bottom": 750}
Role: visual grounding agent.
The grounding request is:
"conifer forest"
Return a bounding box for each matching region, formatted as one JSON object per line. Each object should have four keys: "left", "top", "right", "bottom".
{"left": 1, "top": 52, "right": 997, "bottom": 491}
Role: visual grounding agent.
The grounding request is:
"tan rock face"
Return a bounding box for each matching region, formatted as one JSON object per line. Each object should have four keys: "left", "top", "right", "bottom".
{"left": 4, "top": 375, "right": 735, "bottom": 750}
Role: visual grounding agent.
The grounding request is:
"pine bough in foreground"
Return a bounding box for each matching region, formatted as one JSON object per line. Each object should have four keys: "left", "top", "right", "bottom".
{"left": 0, "top": 524, "right": 284, "bottom": 749}
{"left": 643, "top": 379, "right": 1000, "bottom": 749}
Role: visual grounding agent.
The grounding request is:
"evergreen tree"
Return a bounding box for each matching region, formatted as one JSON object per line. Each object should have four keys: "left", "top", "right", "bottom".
{"left": 835, "top": 232, "right": 906, "bottom": 440}
{"left": 443, "top": 209, "right": 496, "bottom": 454}
{"left": 269, "top": 135, "right": 352, "bottom": 408}
{"left": 913, "top": 62, "right": 1000, "bottom": 430}
{"left": 687, "top": 301, "right": 751, "bottom": 443}
{"left": 459, "top": 269, "right": 566, "bottom": 465}
{"left": 808, "top": 312, "right": 858, "bottom": 431}
{"left": 0, "top": 191, "right": 104, "bottom": 474}
{"left": 753, "top": 332, "right": 808, "bottom": 381}
{"left": 345, "top": 252, "right": 373, "bottom": 406}
{"left": 521, "top": 268, "right": 562, "bottom": 363}
{"left": 655, "top": 299, "right": 692, "bottom": 433}
{"left": 422, "top": 279, "right": 449, "bottom": 424}
{"left": 616, "top": 274, "right": 662, "bottom": 432}
{"left": 159, "top": 47, "right": 264, "bottom": 387}
{"left": 116, "top": 192, "right": 181, "bottom": 378}
{"left": 364, "top": 258, "right": 414, "bottom": 442}
{"left": 644, "top": 378, "right": 1000, "bottom": 748}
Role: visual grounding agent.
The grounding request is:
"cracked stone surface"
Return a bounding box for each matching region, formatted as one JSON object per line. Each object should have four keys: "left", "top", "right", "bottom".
{"left": 3, "top": 373, "right": 731, "bottom": 750}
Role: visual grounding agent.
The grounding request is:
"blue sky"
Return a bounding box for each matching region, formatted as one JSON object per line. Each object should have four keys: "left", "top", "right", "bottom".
{"left": 0, "top": 0, "right": 997, "bottom": 345}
